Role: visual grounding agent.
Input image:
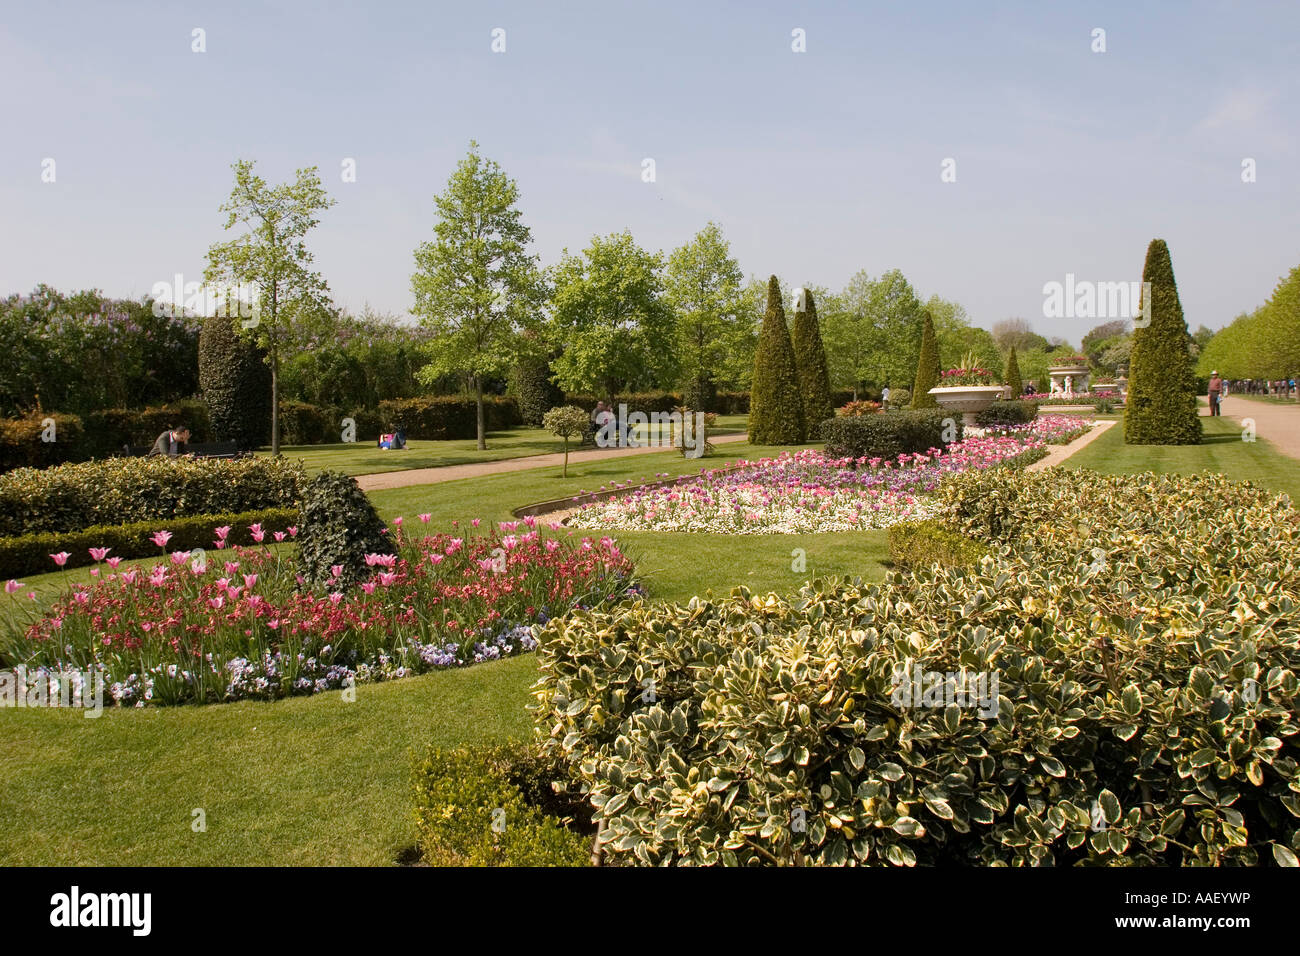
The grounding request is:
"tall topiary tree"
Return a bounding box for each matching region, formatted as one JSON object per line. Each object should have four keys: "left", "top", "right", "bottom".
{"left": 510, "top": 352, "right": 564, "bottom": 426}
{"left": 1124, "top": 239, "right": 1202, "bottom": 445}
{"left": 198, "top": 313, "right": 271, "bottom": 450}
{"left": 748, "top": 276, "right": 806, "bottom": 444}
{"left": 791, "top": 288, "right": 834, "bottom": 433}
{"left": 910, "top": 311, "right": 941, "bottom": 408}
{"left": 1003, "top": 346, "right": 1023, "bottom": 397}
{"left": 296, "top": 470, "right": 396, "bottom": 591}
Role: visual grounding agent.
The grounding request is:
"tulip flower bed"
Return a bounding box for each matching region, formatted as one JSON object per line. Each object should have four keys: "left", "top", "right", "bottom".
{"left": 1, "top": 519, "right": 637, "bottom": 707}
{"left": 568, "top": 427, "right": 1061, "bottom": 535}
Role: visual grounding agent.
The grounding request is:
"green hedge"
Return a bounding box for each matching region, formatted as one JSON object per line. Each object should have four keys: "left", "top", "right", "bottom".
{"left": 973, "top": 400, "right": 1039, "bottom": 427}
{"left": 565, "top": 392, "right": 685, "bottom": 416}
{"left": 377, "top": 396, "right": 520, "bottom": 440}
{"left": 0, "top": 401, "right": 212, "bottom": 471}
{"left": 0, "top": 455, "right": 304, "bottom": 538}
{"left": 820, "top": 409, "right": 952, "bottom": 460}
{"left": 887, "top": 520, "right": 987, "bottom": 570}
{"left": 413, "top": 744, "right": 592, "bottom": 867}
{"left": 0, "top": 507, "right": 297, "bottom": 579}
{"left": 533, "top": 468, "right": 1300, "bottom": 866}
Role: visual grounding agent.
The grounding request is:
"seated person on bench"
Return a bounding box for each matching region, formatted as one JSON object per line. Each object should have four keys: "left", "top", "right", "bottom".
{"left": 378, "top": 427, "right": 408, "bottom": 450}
{"left": 148, "top": 426, "right": 191, "bottom": 458}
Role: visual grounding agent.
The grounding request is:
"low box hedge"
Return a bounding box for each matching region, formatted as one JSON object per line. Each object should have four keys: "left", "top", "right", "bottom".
{"left": 0, "top": 506, "right": 298, "bottom": 579}
{"left": 0, "top": 401, "right": 213, "bottom": 471}
{"left": 887, "top": 519, "right": 987, "bottom": 570}
{"left": 819, "top": 409, "right": 953, "bottom": 460}
{"left": 973, "top": 400, "right": 1039, "bottom": 427}
{"left": 0, "top": 455, "right": 304, "bottom": 538}
{"left": 413, "top": 744, "right": 592, "bottom": 867}
{"left": 377, "top": 395, "right": 521, "bottom": 440}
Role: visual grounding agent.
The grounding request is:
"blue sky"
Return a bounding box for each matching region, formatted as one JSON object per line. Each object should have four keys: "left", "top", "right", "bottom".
{"left": 2, "top": 0, "right": 1296, "bottom": 342}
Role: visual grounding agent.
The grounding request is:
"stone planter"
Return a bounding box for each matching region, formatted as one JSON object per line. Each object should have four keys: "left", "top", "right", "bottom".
{"left": 1048, "top": 364, "right": 1090, "bottom": 397}
{"left": 927, "top": 384, "right": 1008, "bottom": 426}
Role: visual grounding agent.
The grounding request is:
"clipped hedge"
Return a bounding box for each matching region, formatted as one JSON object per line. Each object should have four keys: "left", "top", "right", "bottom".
{"left": 973, "top": 400, "right": 1038, "bottom": 427}
{"left": 377, "top": 396, "right": 520, "bottom": 441}
{"left": 565, "top": 392, "right": 684, "bottom": 416}
{"left": 533, "top": 468, "right": 1300, "bottom": 866}
{"left": 0, "top": 507, "right": 297, "bottom": 579}
{"left": 887, "top": 519, "right": 987, "bottom": 570}
{"left": 278, "top": 400, "right": 335, "bottom": 446}
{"left": 0, "top": 412, "right": 85, "bottom": 472}
{"left": 820, "top": 409, "right": 953, "bottom": 460}
{"left": 0, "top": 455, "right": 304, "bottom": 538}
{"left": 0, "top": 401, "right": 212, "bottom": 471}
{"left": 413, "top": 745, "right": 592, "bottom": 867}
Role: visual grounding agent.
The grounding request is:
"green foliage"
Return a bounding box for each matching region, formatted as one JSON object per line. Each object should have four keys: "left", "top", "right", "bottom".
{"left": 791, "top": 289, "right": 835, "bottom": 433}
{"left": 821, "top": 269, "right": 925, "bottom": 392}
{"left": 910, "top": 311, "right": 941, "bottom": 408}
{"left": 278, "top": 400, "right": 334, "bottom": 445}
{"left": 0, "top": 286, "right": 200, "bottom": 418}
{"left": 0, "top": 507, "right": 297, "bottom": 579}
{"left": 1094, "top": 399, "right": 1116, "bottom": 414}
{"left": 412, "top": 142, "right": 544, "bottom": 449}
{"left": 205, "top": 159, "right": 337, "bottom": 455}
{"left": 295, "top": 470, "right": 394, "bottom": 591}
{"left": 510, "top": 352, "right": 564, "bottom": 426}
{"left": 376, "top": 395, "right": 520, "bottom": 440}
{"left": 973, "top": 400, "right": 1038, "bottom": 427}
{"left": 1198, "top": 265, "right": 1300, "bottom": 386}
{"left": 534, "top": 468, "right": 1300, "bottom": 866}
{"left": 1003, "top": 347, "right": 1023, "bottom": 397}
{"left": 885, "top": 387, "right": 910, "bottom": 409}
{"left": 549, "top": 230, "right": 678, "bottom": 401}
{"left": 666, "top": 223, "right": 748, "bottom": 406}
{"left": 747, "top": 276, "right": 806, "bottom": 445}
{"left": 820, "top": 409, "right": 951, "bottom": 460}
{"left": 0, "top": 455, "right": 304, "bottom": 538}
{"left": 1124, "top": 240, "right": 1202, "bottom": 445}
{"left": 199, "top": 314, "right": 272, "bottom": 451}
{"left": 0, "top": 413, "right": 85, "bottom": 471}
{"left": 887, "top": 520, "right": 986, "bottom": 570}
{"left": 0, "top": 403, "right": 215, "bottom": 472}
{"left": 412, "top": 744, "right": 591, "bottom": 867}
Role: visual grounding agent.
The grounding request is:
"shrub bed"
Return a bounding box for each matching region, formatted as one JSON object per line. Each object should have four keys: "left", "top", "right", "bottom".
{"left": 887, "top": 519, "right": 987, "bottom": 570}
{"left": 0, "top": 455, "right": 303, "bottom": 538}
{"left": 534, "top": 469, "right": 1300, "bottom": 866}
{"left": 0, "top": 401, "right": 212, "bottom": 471}
{"left": 820, "top": 409, "right": 952, "bottom": 460}
{"left": 0, "top": 507, "right": 297, "bottom": 579}
{"left": 973, "top": 400, "right": 1039, "bottom": 427}
{"left": 413, "top": 744, "right": 591, "bottom": 866}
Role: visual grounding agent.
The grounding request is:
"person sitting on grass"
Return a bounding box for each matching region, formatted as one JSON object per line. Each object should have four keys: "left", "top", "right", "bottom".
{"left": 377, "top": 427, "right": 408, "bottom": 450}
{"left": 148, "top": 425, "right": 191, "bottom": 458}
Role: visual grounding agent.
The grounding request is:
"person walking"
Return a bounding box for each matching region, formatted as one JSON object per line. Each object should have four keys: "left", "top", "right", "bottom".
{"left": 1207, "top": 371, "right": 1223, "bottom": 417}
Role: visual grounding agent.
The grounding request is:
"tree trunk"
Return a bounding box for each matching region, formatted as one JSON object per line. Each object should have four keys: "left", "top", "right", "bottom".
{"left": 475, "top": 376, "right": 486, "bottom": 450}
{"left": 271, "top": 354, "right": 280, "bottom": 456}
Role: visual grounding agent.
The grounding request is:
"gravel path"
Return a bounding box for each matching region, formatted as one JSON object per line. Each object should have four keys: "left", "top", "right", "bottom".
{"left": 1216, "top": 396, "right": 1300, "bottom": 461}
{"left": 355, "top": 432, "right": 748, "bottom": 491}
{"left": 1025, "top": 419, "right": 1117, "bottom": 472}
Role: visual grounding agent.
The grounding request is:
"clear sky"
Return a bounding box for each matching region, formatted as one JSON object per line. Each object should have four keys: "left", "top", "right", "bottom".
{"left": 2, "top": 0, "right": 1296, "bottom": 342}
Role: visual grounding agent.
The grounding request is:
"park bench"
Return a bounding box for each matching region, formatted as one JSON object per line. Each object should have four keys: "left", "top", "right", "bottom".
{"left": 119, "top": 440, "right": 243, "bottom": 460}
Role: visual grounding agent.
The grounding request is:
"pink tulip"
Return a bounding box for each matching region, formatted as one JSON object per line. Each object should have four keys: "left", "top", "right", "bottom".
{"left": 274, "top": 531, "right": 286, "bottom": 542}
{"left": 5, "top": 580, "right": 22, "bottom": 594}
{"left": 378, "top": 571, "right": 397, "bottom": 586}
{"left": 207, "top": 596, "right": 224, "bottom": 610}
{"left": 328, "top": 592, "right": 344, "bottom": 605}
{"left": 242, "top": 574, "right": 258, "bottom": 589}
{"left": 88, "top": 547, "right": 111, "bottom": 562}
{"left": 50, "top": 552, "right": 71, "bottom": 567}
{"left": 287, "top": 526, "right": 298, "bottom": 537}
{"left": 330, "top": 565, "right": 343, "bottom": 578}
{"left": 360, "top": 581, "right": 377, "bottom": 595}
{"left": 393, "top": 517, "right": 403, "bottom": 528}
{"left": 471, "top": 519, "right": 480, "bottom": 528}
{"left": 151, "top": 530, "right": 173, "bottom": 548}
{"left": 170, "top": 550, "right": 190, "bottom": 565}
{"left": 106, "top": 557, "right": 122, "bottom": 569}
{"left": 214, "top": 526, "right": 231, "bottom": 541}
{"left": 418, "top": 514, "right": 431, "bottom": 524}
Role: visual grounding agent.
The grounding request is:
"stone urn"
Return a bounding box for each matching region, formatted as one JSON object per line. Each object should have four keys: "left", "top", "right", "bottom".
{"left": 1048, "top": 364, "right": 1090, "bottom": 397}
{"left": 928, "top": 385, "right": 1008, "bottom": 426}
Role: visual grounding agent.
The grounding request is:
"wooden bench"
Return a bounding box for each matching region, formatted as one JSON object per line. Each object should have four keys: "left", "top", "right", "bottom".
{"left": 119, "top": 441, "right": 243, "bottom": 460}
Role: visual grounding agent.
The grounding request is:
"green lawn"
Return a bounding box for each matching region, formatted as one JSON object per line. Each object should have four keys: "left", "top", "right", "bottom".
{"left": 259, "top": 415, "right": 749, "bottom": 477}
{"left": 1064, "top": 413, "right": 1300, "bottom": 503}
{"left": 8, "top": 416, "right": 1295, "bottom": 866}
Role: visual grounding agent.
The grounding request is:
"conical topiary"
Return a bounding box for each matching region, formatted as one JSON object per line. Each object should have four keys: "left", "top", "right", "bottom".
{"left": 748, "top": 275, "right": 806, "bottom": 444}
{"left": 1124, "top": 239, "right": 1202, "bottom": 445}
{"left": 296, "top": 470, "right": 397, "bottom": 591}
{"left": 910, "top": 311, "right": 940, "bottom": 408}
{"left": 791, "top": 288, "right": 835, "bottom": 435}
{"left": 1003, "top": 346, "right": 1023, "bottom": 398}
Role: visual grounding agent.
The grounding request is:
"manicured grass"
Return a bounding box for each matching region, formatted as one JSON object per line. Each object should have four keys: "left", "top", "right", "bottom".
{"left": 0, "top": 655, "right": 537, "bottom": 865}
{"left": 1063, "top": 413, "right": 1300, "bottom": 502}
{"left": 1234, "top": 394, "right": 1299, "bottom": 405}
{"left": 259, "top": 415, "right": 748, "bottom": 477}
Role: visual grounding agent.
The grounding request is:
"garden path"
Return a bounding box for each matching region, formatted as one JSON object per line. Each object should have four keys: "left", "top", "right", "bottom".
{"left": 355, "top": 433, "right": 748, "bottom": 491}
{"left": 1217, "top": 396, "right": 1300, "bottom": 462}
{"left": 1025, "top": 419, "right": 1117, "bottom": 472}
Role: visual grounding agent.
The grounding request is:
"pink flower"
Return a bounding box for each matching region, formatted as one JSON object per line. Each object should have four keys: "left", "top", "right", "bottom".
{"left": 360, "top": 581, "right": 377, "bottom": 595}
{"left": 250, "top": 523, "right": 265, "bottom": 543}
{"left": 545, "top": 539, "right": 560, "bottom": 552}
{"left": 287, "top": 526, "right": 298, "bottom": 538}
{"left": 88, "top": 547, "right": 111, "bottom": 562}
{"left": 214, "top": 526, "right": 231, "bottom": 541}
{"left": 378, "top": 571, "right": 397, "bottom": 586}
{"left": 50, "top": 551, "right": 71, "bottom": 567}
{"left": 151, "top": 530, "right": 173, "bottom": 548}
{"left": 330, "top": 565, "right": 343, "bottom": 579}
{"left": 170, "top": 550, "right": 191, "bottom": 565}
{"left": 242, "top": 574, "right": 258, "bottom": 590}
{"left": 5, "top": 580, "right": 22, "bottom": 594}
{"left": 106, "top": 556, "right": 122, "bottom": 569}
{"left": 471, "top": 519, "right": 481, "bottom": 528}
{"left": 418, "top": 514, "right": 431, "bottom": 524}
{"left": 393, "top": 517, "right": 403, "bottom": 528}
{"left": 214, "top": 539, "right": 226, "bottom": 549}
{"left": 224, "top": 562, "right": 240, "bottom": 575}
{"left": 430, "top": 554, "right": 444, "bottom": 566}
{"left": 274, "top": 531, "right": 286, "bottom": 542}
{"left": 328, "top": 592, "right": 343, "bottom": 605}
{"left": 207, "top": 596, "right": 225, "bottom": 610}
{"left": 120, "top": 570, "right": 137, "bottom": 584}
